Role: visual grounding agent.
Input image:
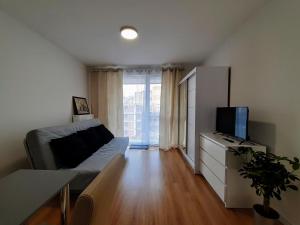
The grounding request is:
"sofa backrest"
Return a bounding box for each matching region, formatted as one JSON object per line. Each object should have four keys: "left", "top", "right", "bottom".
{"left": 70, "top": 154, "right": 126, "bottom": 225}
{"left": 25, "top": 119, "right": 101, "bottom": 170}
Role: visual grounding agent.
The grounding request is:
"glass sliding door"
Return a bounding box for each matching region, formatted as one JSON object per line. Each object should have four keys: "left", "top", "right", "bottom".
{"left": 123, "top": 82, "right": 145, "bottom": 144}
{"left": 123, "top": 70, "right": 161, "bottom": 146}
{"left": 149, "top": 75, "right": 161, "bottom": 145}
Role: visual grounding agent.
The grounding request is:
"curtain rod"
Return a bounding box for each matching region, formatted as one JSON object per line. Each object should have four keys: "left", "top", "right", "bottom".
{"left": 87, "top": 64, "right": 185, "bottom": 71}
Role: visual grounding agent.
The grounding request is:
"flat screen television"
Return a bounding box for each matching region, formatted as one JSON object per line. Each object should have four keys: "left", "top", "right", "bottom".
{"left": 216, "top": 107, "right": 249, "bottom": 140}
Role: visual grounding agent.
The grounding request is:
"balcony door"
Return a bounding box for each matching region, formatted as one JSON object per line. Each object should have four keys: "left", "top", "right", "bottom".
{"left": 123, "top": 69, "right": 161, "bottom": 146}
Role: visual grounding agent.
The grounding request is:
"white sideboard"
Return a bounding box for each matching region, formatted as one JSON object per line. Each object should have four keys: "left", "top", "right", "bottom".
{"left": 199, "top": 132, "right": 266, "bottom": 208}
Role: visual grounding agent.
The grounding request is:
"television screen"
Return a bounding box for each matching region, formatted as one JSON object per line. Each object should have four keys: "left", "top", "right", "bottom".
{"left": 216, "top": 107, "right": 249, "bottom": 140}
{"left": 216, "top": 107, "right": 235, "bottom": 135}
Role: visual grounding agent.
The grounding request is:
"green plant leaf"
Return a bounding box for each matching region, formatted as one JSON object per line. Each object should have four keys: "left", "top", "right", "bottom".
{"left": 232, "top": 149, "right": 300, "bottom": 202}
{"left": 292, "top": 163, "right": 300, "bottom": 170}
{"left": 274, "top": 192, "right": 281, "bottom": 200}
{"left": 256, "top": 189, "right": 259, "bottom": 195}
{"left": 288, "top": 185, "right": 298, "bottom": 190}
{"left": 289, "top": 175, "right": 297, "bottom": 181}
{"left": 280, "top": 185, "right": 286, "bottom": 191}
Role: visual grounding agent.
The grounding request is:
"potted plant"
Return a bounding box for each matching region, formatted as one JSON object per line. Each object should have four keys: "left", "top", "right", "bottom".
{"left": 231, "top": 147, "right": 300, "bottom": 225}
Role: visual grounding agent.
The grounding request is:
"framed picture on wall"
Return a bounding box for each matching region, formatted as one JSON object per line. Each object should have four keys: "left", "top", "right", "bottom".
{"left": 72, "top": 96, "right": 90, "bottom": 115}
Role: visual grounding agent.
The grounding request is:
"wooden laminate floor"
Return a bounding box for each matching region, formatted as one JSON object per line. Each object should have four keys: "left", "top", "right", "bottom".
{"left": 28, "top": 149, "right": 266, "bottom": 225}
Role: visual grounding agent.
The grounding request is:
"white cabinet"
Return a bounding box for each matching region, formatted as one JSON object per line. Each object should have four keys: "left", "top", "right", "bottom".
{"left": 178, "top": 67, "right": 229, "bottom": 173}
{"left": 200, "top": 161, "right": 226, "bottom": 201}
{"left": 199, "top": 132, "right": 266, "bottom": 208}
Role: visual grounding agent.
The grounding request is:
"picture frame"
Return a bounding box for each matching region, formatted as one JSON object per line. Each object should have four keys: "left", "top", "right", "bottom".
{"left": 72, "top": 96, "right": 90, "bottom": 115}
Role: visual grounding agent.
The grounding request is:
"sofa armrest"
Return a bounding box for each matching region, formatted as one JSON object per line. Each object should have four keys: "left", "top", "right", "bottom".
{"left": 70, "top": 154, "right": 126, "bottom": 225}
{"left": 24, "top": 138, "right": 35, "bottom": 169}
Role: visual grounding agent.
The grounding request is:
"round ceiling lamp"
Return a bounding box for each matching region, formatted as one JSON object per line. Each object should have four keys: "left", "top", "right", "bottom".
{"left": 120, "top": 26, "right": 138, "bottom": 40}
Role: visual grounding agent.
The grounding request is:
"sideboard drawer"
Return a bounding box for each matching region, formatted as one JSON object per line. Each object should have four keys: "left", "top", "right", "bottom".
{"left": 200, "top": 161, "right": 225, "bottom": 202}
{"left": 199, "top": 148, "right": 226, "bottom": 183}
{"left": 200, "top": 136, "right": 226, "bottom": 166}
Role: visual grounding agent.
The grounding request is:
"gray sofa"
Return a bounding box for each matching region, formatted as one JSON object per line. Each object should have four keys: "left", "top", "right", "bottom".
{"left": 24, "top": 119, "right": 129, "bottom": 192}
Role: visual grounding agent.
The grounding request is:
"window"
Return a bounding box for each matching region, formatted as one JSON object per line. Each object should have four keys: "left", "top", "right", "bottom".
{"left": 123, "top": 70, "right": 161, "bottom": 146}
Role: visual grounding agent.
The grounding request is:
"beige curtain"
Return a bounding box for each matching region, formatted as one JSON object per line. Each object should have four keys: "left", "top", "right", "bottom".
{"left": 159, "top": 68, "right": 183, "bottom": 150}
{"left": 88, "top": 69, "right": 124, "bottom": 136}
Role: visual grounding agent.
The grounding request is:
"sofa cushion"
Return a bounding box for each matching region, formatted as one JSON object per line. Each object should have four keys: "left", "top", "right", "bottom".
{"left": 73, "top": 137, "right": 128, "bottom": 172}
{"left": 50, "top": 133, "right": 92, "bottom": 168}
{"left": 93, "top": 125, "right": 114, "bottom": 144}
{"left": 69, "top": 137, "right": 129, "bottom": 191}
{"left": 77, "top": 127, "right": 105, "bottom": 153}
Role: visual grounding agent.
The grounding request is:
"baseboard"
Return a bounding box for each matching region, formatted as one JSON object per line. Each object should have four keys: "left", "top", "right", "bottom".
{"left": 176, "top": 148, "right": 196, "bottom": 173}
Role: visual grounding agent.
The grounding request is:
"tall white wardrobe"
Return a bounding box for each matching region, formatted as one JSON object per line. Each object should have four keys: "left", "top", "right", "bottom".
{"left": 178, "top": 67, "right": 230, "bottom": 173}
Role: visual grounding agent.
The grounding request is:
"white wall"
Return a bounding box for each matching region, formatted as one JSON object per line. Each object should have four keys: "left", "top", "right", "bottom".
{"left": 203, "top": 1, "right": 300, "bottom": 224}
{"left": 0, "top": 10, "right": 87, "bottom": 176}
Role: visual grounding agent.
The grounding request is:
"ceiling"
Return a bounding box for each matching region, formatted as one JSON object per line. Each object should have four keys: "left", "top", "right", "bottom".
{"left": 0, "top": 0, "right": 268, "bottom": 65}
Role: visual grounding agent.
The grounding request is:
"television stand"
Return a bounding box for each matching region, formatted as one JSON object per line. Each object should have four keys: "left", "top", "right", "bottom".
{"left": 239, "top": 140, "right": 246, "bottom": 145}
{"left": 222, "top": 137, "right": 234, "bottom": 143}
{"left": 199, "top": 132, "right": 266, "bottom": 208}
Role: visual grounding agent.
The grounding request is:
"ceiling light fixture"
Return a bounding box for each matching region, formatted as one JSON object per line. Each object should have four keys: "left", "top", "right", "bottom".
{"left": 120, "top": 26, "right": 138, "bottom": 40}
